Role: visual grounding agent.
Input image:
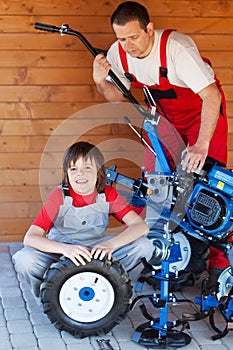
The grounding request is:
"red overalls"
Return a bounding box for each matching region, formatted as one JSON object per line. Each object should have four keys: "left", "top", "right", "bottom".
{"left": 119, "top": 29, "right": 229, "bottom": 270}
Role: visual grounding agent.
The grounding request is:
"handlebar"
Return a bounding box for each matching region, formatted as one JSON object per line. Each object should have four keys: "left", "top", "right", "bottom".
{"left": 35, "top": 23, "right": 98, "bottom": 57}
{"left": 34, "top": 23, "right": 60, "bottom": 33}
{"left": 34, "top": 22, "right": 157, "bottom": 120}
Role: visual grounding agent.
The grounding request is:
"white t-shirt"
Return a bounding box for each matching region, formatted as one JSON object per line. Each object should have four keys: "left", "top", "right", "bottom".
{"left": 107, "top": 30, "right": 215, "bottom": 94}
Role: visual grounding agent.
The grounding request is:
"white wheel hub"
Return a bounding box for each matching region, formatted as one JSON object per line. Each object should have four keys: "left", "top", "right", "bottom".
{"left": 59, "top": 271, "right": 115, "bottom": 322}
{"left": 168, "top": 232, "right": 191, "bottom": 273}
{"left": 217, "top": 266, "right": 233, "bottom": 300}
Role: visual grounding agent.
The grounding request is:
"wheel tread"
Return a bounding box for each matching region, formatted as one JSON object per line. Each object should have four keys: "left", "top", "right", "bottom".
{"left": 40, "top": 257, "right": 132, "bottom": 338}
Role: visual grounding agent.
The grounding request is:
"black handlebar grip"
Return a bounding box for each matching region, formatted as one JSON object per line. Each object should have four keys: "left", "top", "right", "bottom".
{"left": 34, "top": 22, "right": 60, "bottom": 32}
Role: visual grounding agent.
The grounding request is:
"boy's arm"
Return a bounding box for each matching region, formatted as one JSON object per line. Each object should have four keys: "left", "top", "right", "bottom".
{"left": 91, "top": 211, "right": 149, "bottom": 260}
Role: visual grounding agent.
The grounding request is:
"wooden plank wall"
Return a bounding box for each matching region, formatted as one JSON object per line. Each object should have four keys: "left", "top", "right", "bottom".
{"left": 0, "top": 0, "right": 232, "bottom": 242}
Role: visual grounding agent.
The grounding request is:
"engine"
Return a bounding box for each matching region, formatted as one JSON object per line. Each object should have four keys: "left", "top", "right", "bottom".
{"left": 144, "top": 165, "right": 233, "bottom": 243}
{"left": 106, "top": 162, "right": 233, "bottom": 245}
{"left": 186, "top": 165, "right": 233, "bottom": 241}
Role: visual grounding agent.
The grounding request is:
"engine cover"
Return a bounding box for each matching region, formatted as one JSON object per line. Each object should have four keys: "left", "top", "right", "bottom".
{"left": 208, "top": 165, "right": 233, "bottom": 197}
{"left": 186, "top": 183, "right": 233, "bottom": 240}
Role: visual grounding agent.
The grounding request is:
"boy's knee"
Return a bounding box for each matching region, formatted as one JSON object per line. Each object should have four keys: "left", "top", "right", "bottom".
{"left": 144, "top": 239, "right": 155, "bottom": 261}
{"left": 13, "top": 247, "right": 35, "bottom": 274}
{"left": 133, "top": 236, "right": 155, "bottom": 261}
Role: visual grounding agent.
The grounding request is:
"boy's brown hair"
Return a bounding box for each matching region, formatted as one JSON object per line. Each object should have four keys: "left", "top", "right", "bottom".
{"left": 62, "top": 141, "right": 106, "bottom": 193}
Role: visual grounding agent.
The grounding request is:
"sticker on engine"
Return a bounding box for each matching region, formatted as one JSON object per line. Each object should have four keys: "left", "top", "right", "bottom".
{"left": 217, "top": 181, "right": 225, "bottom": 190}
{"left": 215, "top": 170, "right": 233, "bottom": 185}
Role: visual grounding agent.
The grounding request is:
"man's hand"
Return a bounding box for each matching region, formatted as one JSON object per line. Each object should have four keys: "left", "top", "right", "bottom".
{"left": 182, "top": 83, "right": 222, "bottom": 173}
{"left": 93, "top": 53, "right": 111, "bottom": 84}
{"left": 181, "top": 143, "right": 208, "bottom": 172}
{"left": 93, "top": 53, "right": 126, "bottom": 102}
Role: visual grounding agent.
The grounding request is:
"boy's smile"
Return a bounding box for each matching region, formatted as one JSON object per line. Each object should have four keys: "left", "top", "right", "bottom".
{"left": 68, "top": 157, "right": 98, "bottom": 195}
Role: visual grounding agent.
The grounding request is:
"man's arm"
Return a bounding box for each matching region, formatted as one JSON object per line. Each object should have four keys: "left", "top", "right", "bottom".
{"left": 182, "top": 82, "right": 222, "bottom": 172}
{"left": 93, "top": 53, "right": 125, "bottom": 102}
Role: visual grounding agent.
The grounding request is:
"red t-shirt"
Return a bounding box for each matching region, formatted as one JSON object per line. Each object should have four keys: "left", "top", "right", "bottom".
{"left": 33, "top": 185, "right": 132, "bottom": 232}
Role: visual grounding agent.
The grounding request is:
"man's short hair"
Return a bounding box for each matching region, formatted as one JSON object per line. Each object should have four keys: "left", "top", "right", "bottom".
{"left": 111, "top": 1, "right": 150, "bottom": 31}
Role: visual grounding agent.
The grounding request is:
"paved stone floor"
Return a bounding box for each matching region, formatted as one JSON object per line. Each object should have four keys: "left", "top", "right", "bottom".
{"left": 0, "top": 242, "right": 232, "bottom": 350}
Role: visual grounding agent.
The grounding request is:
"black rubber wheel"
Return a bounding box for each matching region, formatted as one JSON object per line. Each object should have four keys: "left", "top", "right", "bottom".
{"left": 170, "top": 234, "right": 210, "bottom": 288}
{"left": 146, "top": 233, "right": 209, "bottom": 289}
{"left": 184, "top": 234, "right": 209, "bottom": 276}
{"left": 40, "top": 257, "right": 132, "bottom": 338}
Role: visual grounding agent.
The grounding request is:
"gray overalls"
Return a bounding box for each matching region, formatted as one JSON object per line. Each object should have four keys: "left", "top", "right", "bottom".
{"left": 13, "top": 188, "right": 154, "bottom": 297}
{"left": 47, "top": 191, "right": 110, "bottom": 247}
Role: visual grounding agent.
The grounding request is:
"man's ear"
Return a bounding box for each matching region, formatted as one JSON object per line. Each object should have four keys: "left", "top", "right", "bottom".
{"left": 146, "top": 22, "right": 154, "bottom": 35}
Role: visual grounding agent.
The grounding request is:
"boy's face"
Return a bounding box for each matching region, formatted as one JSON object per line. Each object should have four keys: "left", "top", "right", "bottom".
{"left": 67, "top": 157, "right": 98, "bottom": 195}
{"left": 113, "top": 20, "right": 154, "bottom": 58}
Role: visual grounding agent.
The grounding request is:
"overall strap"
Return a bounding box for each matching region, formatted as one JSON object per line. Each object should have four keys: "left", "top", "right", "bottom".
{"left": 119, "top": 42, "right": 128, "bottom": 73}
{"left": 61, "top": 183, "right": 71, "bottom": 197}
{"left": 96, "top": 192, "right": 107, "bottom": 203}
{"left": 159, "top": 29, "right": 174, "bottom": 78}
{"left": 118, "top": 42, "right": 139, "bottom": 83}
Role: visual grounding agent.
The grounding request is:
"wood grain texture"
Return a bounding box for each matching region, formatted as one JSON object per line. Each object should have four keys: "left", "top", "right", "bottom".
{"left": 0, "top": 0, "right": 232, "bottom": 241}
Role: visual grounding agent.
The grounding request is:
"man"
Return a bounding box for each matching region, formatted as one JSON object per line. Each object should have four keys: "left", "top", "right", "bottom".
{"left": 92, "top": 1, "right": 229, "bottom": 287}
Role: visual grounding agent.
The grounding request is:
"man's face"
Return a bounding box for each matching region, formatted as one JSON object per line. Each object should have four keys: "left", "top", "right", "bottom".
{"left": 113, "top": 20, "right": 154, "bottom": 58}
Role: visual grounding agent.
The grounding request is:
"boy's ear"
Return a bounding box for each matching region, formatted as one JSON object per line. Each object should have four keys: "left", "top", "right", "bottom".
{"left": 146, "top": 22, "right": 154, "bottom": 35}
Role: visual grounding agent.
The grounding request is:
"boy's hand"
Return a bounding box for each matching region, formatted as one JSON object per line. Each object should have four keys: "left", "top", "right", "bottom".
{"left": 61, "top": 244, "right": 92, "bottom": 266}
{"left": 91, "top": 246, "right": 113, "bottom": 260}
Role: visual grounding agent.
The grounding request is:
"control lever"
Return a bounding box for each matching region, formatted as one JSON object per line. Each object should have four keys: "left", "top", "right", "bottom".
{"left": 123, "top": 116, "right": 156, "bottom": 157}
